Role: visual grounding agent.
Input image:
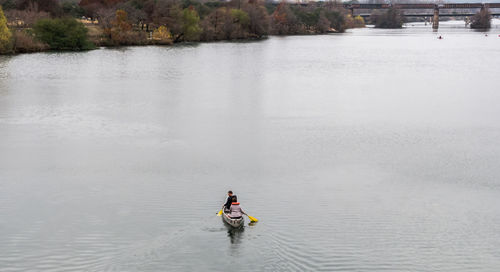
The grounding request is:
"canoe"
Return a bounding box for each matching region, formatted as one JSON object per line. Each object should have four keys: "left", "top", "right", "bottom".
{"left": 222, "top": 209, "right": 244, "bottom": 228}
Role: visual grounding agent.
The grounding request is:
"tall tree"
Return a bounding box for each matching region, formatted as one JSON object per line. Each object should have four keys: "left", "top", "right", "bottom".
{"left": 201, "top": 7, "right": 228, "bottom": 41}
{"left": 0, "top": 5, "right": 12, "bottom": 53}
{"left": 16, "top": 0, "right": 61, "bottom": 15}
{"left": 110, "top": 9, "right": 132, "bottom": 43}
{"left": 79, "top": 0, "right": 124, "bottom": 9}
{"left": 316, "top": 12, "right": 331, "bottom": 33}
{"left": 151, "top": 0, "right": 183, "bottom": 35}
{"left": 181, "top": 6, "right": 201, "bottom": 41}
{"left": 271, "top": 2, "right": 299, "bottom": 35}
{"left": 370, "top": 7, "right": 405, "bottom": 29}
{"left": 243, "top": 2, "right": 269, "bottom": 38}
{"left": 79, "top": 0, "right": 124, "bottom": 18}
{"left": 0, "top": 0, "right": 16, "bottom": 10}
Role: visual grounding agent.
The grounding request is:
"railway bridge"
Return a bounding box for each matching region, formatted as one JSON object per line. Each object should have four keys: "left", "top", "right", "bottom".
{"left": 343, "top": 3, "right": 500, "bottom": 29}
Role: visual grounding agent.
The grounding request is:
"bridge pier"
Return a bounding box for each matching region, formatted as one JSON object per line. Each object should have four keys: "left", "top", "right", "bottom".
{"left": 433, "top": 6, "right": 439, "bottom": 29}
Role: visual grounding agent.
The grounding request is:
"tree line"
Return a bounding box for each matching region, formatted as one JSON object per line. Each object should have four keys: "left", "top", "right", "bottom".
{"left": 0, "top": 0, "right": 366, "bottom": 54}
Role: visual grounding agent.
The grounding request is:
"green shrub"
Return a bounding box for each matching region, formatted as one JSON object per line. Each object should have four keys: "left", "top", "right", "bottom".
{"left": 33, "top": 18, "right": 95, "bottom": 50}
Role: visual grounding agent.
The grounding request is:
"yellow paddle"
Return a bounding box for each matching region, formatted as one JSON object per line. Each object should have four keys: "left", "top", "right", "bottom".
{"left": 246, "top": 214, "right": 258, "bottom": 222}
{"left": 217, "top": 209, "right": 223, "bottom": 216}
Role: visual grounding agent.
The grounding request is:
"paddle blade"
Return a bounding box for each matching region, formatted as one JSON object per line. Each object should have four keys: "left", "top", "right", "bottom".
{"left": 248, "top": 215, "right": 258, "bottom": 222}
{"left": 217, "top": 210, "right": 222, "bottom": 216}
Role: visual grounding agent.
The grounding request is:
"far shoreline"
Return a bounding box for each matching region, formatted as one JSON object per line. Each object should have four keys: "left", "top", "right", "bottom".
{"left": 3, "top": 19, "right": 499, "bottom": 56}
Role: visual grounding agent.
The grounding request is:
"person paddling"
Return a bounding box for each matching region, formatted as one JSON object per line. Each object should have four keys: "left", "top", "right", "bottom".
{"left": 229, "top": 196, "right": 247, "bottom": 219}
{"left": 223, "top": 190, "right": 233, "bottom": 212}
{"left": 217, "top": 193, "right": 258, "bottom": 223}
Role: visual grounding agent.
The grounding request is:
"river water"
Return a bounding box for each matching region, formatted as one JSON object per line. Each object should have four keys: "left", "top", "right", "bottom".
{"left": 1, "top": 21, "right": 500, "bottom": 271}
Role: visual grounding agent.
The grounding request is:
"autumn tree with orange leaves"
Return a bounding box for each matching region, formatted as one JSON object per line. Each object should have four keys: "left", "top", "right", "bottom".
{"left": 271, "top": 2, "right": 300, "bottom": 35}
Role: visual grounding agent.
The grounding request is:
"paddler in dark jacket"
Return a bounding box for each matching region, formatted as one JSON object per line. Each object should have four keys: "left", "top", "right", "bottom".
{"left": 223, "top": 190, "right": 233, "bottom": 211}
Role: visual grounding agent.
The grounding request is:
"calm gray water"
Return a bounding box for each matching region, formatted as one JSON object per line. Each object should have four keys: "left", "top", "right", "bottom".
{"left": 1, "top": 22, "right": 500, "bottom": 271}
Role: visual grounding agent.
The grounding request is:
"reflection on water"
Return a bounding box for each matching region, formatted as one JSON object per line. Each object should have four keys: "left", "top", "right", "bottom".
{"left": 226, "top": 225, "right": 245, "bottom": 245}
{"left": 1, "top": 22, "right": 500, "bottom": 271}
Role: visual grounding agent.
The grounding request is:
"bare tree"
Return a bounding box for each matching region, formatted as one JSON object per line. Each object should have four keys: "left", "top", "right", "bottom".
{"left": 5, "top": 2, "right": 50, "bottom": 27}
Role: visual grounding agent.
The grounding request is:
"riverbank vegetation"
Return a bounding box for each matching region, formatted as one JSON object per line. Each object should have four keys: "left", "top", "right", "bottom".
{"left": 470, "top": 8, "right": 491, "bottom": 29}
{"left": 1, "top": 5, "right": 12, "bottom": 53}
{"left": 0, "top": 0, "right": 365, "bottom": 54}
{"left": 370, "top": 7, "right": 405, "bottom": 29}
{"left": 34, "top": 17, "right": 94, "bottom": 49}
